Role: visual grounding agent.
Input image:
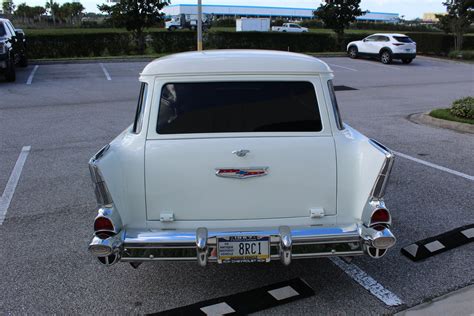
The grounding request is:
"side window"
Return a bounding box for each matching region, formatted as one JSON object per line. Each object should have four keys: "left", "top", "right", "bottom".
{"left": 132, "top": 82, "right": 148, "bottom": 134}
{"left": 365, "top": 36, "right": 376, "bottom": 42}
{"left": 380, "top": 36, "right": 389, "bottom": 42}
{"left": 327, "top": 80, "right": 344, "bottom": 130}
{"left": 0, "top": 23, "right": 6, "bottom": 37}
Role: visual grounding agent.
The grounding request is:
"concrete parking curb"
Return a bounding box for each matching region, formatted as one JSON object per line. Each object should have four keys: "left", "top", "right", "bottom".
{"left": 409, "top": 112, "right": 474, "bottom": 134}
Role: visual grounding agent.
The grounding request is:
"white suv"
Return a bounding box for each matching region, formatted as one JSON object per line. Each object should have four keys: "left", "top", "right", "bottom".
{"left": 347, "top": 33, "right": 416, "bottom": 64}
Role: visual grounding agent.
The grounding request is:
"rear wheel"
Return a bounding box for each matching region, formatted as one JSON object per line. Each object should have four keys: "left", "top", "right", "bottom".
{"left": 168, "top": 26, "right": 176, "bottom": 31}
{"left": 402, "top": 58, "right": 413, "bottom": 64}
{"left": 4, "top": 56, "right": 16, "bottom": 82}
{"left": 348, "top": 46, "right": 358, "bottom": 59}
{"left": 380, "top": 50, "right": 392, "bottom": 64}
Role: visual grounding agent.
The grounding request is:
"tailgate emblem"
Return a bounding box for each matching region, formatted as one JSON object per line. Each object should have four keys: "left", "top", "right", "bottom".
{"left": 215, "top": 167, "right": 268, "bottom": 179}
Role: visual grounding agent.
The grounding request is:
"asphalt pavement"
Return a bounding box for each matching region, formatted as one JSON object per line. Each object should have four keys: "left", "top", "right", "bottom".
{"left": 0, "top": 55, "right": 473, "bottom": 314}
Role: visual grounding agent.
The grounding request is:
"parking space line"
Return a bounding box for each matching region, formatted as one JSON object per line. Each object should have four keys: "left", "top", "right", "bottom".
{"left": 99, "top": 63, "right": 112, "bottom": 81}
{"left": 0, "top": 146, "right": 31, "bottom": 225}
{"left": 394, "top": 151, "right": 474, "bottom": 181}
{"left": 328, "top": 63, "right": 358, "bottom": 72}
{"left": 330, "top": 257, "right": 403, "bottom": 306}
{"left": 355, "top": 59, "right": 401, "bottom": 70}
{"left": 26, "top": 65, "right": 39, "bottom": 85}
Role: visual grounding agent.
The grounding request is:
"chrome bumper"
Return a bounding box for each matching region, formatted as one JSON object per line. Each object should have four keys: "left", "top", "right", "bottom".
{"left": 89, "top": 224, "right": 396, "bottom": 266}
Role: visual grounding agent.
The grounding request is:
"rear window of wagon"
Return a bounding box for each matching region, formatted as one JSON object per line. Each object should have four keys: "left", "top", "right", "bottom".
{"left": 157, "top": 81, "right": 322, "bottom": 134}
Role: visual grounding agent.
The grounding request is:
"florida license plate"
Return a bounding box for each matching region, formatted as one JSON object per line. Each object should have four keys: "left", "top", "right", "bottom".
{"left": 217, "top": 236, "right": 270, "bottom": 263}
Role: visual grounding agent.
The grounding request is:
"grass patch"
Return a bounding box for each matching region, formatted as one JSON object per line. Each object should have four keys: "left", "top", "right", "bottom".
{"left": 430, "top": 108, "right": 474, "bottom": 125}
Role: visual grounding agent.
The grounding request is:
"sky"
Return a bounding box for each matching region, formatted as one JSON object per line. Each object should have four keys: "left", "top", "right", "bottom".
{"left": 22, "top": 0, "right": 446, "bottom": 20}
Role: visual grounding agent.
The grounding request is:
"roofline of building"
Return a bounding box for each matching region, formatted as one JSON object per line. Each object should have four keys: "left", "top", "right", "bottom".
{"left": 165, "top": 4, "right": 399, "bottom": 16}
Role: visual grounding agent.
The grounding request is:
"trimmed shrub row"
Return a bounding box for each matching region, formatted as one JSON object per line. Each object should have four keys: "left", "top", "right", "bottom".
{"left": 27, "top": 30, "right": 474, "bottom": 59}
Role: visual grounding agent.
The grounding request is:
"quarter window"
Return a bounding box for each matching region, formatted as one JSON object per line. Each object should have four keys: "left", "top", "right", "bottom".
{"left": 157, "top": 81, "right": 322, "bottom": 134}
{"left": 327, "top": 80, "right": 344, "bottom": 130}
{"left": 132, "top": 82, "right": 148, "bottom": 134}
{"left": 393, "top": 36, "right": 413, "bottom": 43}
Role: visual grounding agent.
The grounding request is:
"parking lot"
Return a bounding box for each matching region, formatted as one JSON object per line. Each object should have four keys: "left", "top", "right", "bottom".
{"left": 0, "top": 55, "right": 473, "bottom": 314}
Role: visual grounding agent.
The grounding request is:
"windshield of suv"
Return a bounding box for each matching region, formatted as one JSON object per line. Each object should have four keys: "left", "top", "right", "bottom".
{"left": 394, "top": 36, "right": 413, "bottom": 43}
{"left": 157, "top": 81, "right": 322, "bottom": 134}
{"left": 0, "top": 23, "right": 6, "bottom": 37}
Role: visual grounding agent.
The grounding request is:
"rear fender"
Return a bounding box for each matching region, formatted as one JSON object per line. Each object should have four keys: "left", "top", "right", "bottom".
{"left": 333, "top": 125, "right": 394, "bottom": 224}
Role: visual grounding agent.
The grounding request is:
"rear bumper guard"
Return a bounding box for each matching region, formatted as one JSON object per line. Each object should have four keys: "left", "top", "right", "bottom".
{"left": 88, "top": 224, "right": 396, "bottom": 266}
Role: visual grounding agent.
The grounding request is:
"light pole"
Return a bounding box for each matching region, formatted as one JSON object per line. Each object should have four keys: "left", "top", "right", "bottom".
{"left": 197, "top": 0, "right": 203, "bottom": 51}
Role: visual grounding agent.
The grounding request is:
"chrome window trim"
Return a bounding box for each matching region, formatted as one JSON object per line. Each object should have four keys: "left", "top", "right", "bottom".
{"left": 132, "top": 82, "right": 148, "bottom": 134}
{"left": 327, "top": 80, "right": 344, "bottom": 130}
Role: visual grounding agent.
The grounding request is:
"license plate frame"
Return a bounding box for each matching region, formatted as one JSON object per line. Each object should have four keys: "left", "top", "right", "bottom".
{"left": 217, "top": 235, "right": 271, "bottom": 263}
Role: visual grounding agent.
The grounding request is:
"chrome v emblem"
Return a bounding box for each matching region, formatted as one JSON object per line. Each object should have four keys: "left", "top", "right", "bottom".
{"left": 215, "top": 167, "right": 269, "bottom": 179}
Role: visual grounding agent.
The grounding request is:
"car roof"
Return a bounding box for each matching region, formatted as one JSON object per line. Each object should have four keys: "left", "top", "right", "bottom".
{"left": 141, "top": 50, "right": 332, "bottom": 76}
{"left": 371, "top": 33, "right": 408, "bottom": 37}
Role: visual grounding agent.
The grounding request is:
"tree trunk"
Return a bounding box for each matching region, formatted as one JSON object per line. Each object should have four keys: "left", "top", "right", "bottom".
{"left": 335, "top": 30, "right": 345, "bottom": 51}
{"left": 455, "top": 32, "right": 463, "bottom": 51}
{"left": 134, "top": 30, "right": 146, "bottom": 54}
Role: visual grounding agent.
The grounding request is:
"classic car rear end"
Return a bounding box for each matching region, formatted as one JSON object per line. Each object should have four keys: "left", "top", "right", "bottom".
{"left": 88, "top": 50, "right": 396, "bottom": 268}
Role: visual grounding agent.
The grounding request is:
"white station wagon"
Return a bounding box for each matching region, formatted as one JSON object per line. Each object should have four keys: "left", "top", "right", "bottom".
{"left": 88, "top": 50, "right": 396, "bottom": 268}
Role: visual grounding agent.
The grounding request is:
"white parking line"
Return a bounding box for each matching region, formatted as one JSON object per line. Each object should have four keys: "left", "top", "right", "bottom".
{"left": 394, "top": 151, "right": 474, "bottom": 181}
{"left": 99, "top": 63, "right": 112, "bottom": 81}
{"left": 26, "top": 65, "right": 39, "bottom": 85}
{"left": 0, "top": 146, "right": 31, "bottom": 225}
{"left": 328, "top": 63, "right": 358, "bottom": 72}
{"left": 330, "top": 257, "right": 403, "bottom": 306}
{"left": 355, "top": 59, "right": 401, "bottom": 70}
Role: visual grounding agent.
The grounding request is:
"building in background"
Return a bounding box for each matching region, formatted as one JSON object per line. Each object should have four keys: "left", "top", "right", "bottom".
{"left": 163, "top": 1, "right": 399, "bottom": 22}
{"left": 422, "top": 12, "right": 445, "bottom": 23}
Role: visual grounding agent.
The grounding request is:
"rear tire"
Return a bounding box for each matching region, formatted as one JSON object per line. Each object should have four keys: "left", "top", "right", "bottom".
{"left": 4, "top": 57, "right": 16, "bottom": 82}
{"left": 402, "top": 58, "right": 413, "bottom": 64}
{"left": 380, "top": 50, "right": 392, "bottom": 64}
{"left": 168, "top": 26, "right": 176, "bottom": 31}
{"left": 348, "top": 46, "right": 358, "bottom": 59}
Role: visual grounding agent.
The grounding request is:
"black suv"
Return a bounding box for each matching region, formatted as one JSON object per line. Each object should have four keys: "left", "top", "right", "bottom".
{"left": 0, "top": 18, "right": 27, "bottom": 82}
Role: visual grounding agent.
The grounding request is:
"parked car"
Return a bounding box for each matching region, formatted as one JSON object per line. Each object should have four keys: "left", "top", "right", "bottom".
{"left": 272, "top": 23, "right": 308, "bottom": 33}
{"left": 88, "top": 50, "right": 396, "bottom": 268}
{"left": 347, "top": 33, "right": 416, "bottom": 64}
{"left": 165, "top": 13, "right": 211, "bottom": 31}
{"left": 0, "top": 18, "right": 27, "bottom": 82}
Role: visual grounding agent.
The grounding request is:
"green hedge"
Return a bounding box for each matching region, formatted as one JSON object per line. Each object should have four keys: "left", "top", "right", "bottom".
{"left": 27, "top": 32, "right": 135, "bottom": 58}
{"left": 27, "top": 31, "right": 474, "bottom": 59}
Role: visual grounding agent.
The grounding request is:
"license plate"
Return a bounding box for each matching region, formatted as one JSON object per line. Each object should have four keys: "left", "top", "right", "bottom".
{"left": 217, "top": 236, "right": 270, "bottom": 263}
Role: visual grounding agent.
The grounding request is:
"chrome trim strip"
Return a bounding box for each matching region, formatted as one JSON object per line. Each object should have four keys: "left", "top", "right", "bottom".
{"left": 369, "top": 139, "right": 395, "bottom": 200}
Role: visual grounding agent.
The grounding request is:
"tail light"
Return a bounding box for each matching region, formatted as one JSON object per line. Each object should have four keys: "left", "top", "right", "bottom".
{"left": 94, "top": 216, "right": 113, "bottom": 231}
{"left": 94, "top": 216, "right": 115, "bottom": 239}
{"left": 370, "top": 208, "right": 390, "bottom": 226}
{"left": 393, "top": 43, "right": 404, "bottom": 46}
